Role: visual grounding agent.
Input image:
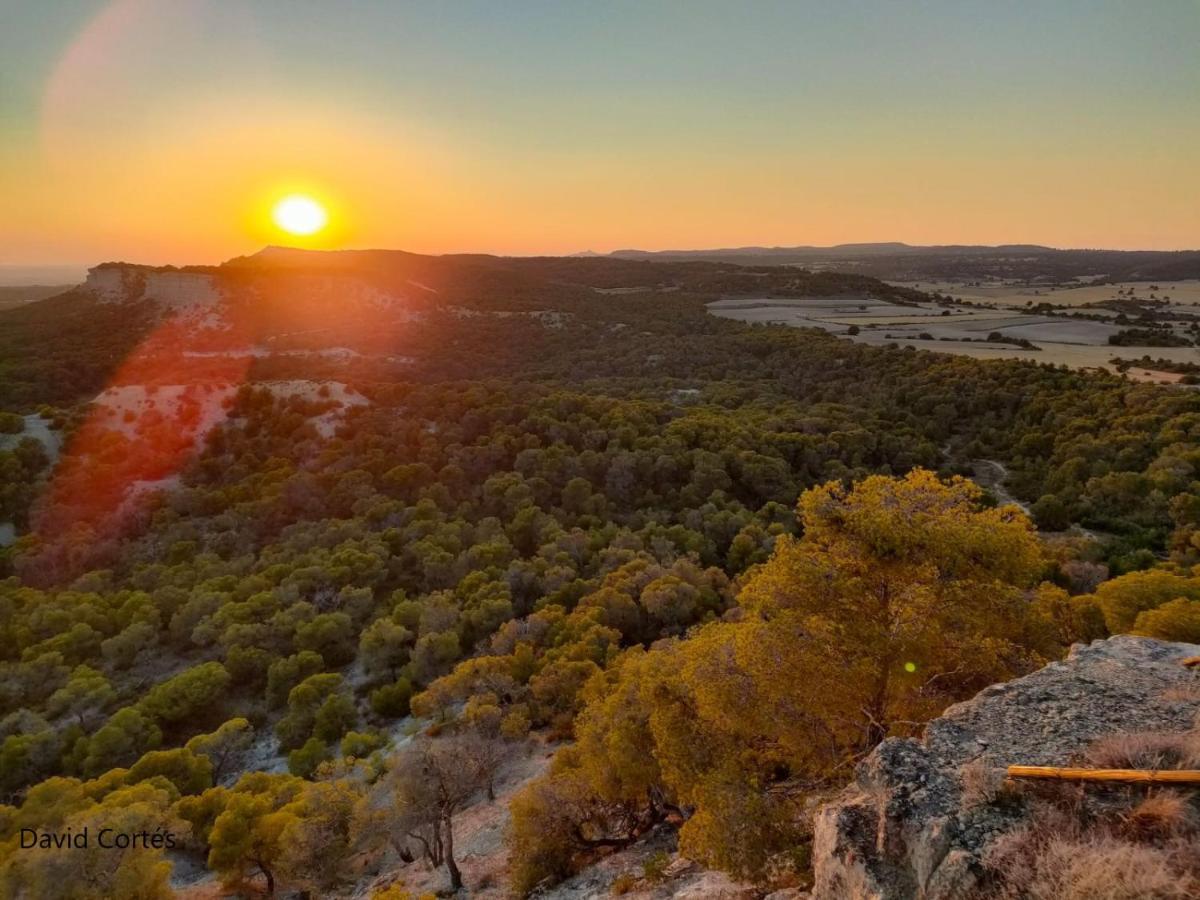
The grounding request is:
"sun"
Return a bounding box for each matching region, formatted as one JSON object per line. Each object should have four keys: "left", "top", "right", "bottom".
{"left": 272, "top": 195, "right": 327, "bottom": 236}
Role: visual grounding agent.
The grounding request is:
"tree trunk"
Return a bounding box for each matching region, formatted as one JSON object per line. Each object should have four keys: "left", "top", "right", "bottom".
{"left": 256, "top": 860, "right": 275, "bottom": 895}
{"left": 443, "top": 816, "right": 463, "bottom": 891}
{"left": 864, "top": 643, "right": 893, "bottom": 751}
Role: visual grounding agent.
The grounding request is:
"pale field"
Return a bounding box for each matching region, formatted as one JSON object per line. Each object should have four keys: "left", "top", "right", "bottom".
{"left": 854, "top": 334, "right": 1199, "bottom": 379}
{"left": 708, "top": 294, "right": 1200, "bottom": 379}
{"left": 890, "top": 279, "right": 1200, "bottom": 310}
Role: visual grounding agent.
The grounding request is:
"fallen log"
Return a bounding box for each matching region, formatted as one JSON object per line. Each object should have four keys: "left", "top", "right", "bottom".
{"left": 1007, "top": 765, "right": 1200, "bottom": 785}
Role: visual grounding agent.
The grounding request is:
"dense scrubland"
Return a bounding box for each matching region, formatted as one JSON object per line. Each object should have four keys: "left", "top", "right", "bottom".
{"left": 1, "top": 252, "right": 1198, "bottom": 897}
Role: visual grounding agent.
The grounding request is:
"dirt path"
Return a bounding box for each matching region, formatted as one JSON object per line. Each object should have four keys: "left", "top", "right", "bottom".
{"left": 970, "top": 459, "right": 1031, "bottom": 514}
{"left": 972, "top": 459, "right": 1107, "bottom": 541}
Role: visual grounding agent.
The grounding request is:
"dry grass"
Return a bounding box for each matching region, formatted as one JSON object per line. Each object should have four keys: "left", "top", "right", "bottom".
{"left": 1160, "top": 682, "right": 1200, "bottom": 703}
{"left": 1085, "top": 730, "right": 1200, "bottom": 771}
{"left": 977, "top": 724, "right": 1200, "bottom": 899}
{"left": 959, "top": 759, "right": 1007, "bottom": 810}
{"left": 610, "top": 872, "right": 639, "bottom": 895}
{"left": 1121, "top": 794, "right": 1197, "bottom": 842}
{"left": 986, "top": 827, "right": 1200, "bottom": 899}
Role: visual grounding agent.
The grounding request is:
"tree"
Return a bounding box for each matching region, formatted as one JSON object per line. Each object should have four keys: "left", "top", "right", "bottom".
{"left": 46, "top": 665, "right": 115, "bottom": 730}
{"left": 340, "top": 730, "right": 384, "bottom": 759}
{"left": 0, "top": 781, "right": 182, "bottom": 899}
{"left": 184, "top": 718, "right": 254, "bottom": 784}
{"left": 737, "top": 468, "right": 1044, "bottom": 749}
{"left": 295, "top": 613, "right": 356, "bottom": 667}
{"left": 205, "top": 773, "right": 305, "bottom": 895}
{"left": 101, "top": 621, "right": 157, "bottom": 670}
{"left": 266, "top": 651, "right": 325, "bottom": 707}
{"left": 385, "top": 734, "right": 494, "bottom": 892}
{"left": 1133, "top": 597, "right": 1200, "bottom": 642}
{"left": 640, "top": 575, "right": 700, "bottom": 631}
{"left": 287, "top": 737, "right": 332, "bottom": 779}
{"left": 359, "top": 618, "right": 414, "bottom": 679}
{"left": 174, "top": 784, "right": 230, "bottom": 850}
{"left": 369, "top": 677, "right": 413, "bottom": 718}
{"left": 138, "top": 662, "right": 231, "bottom": 728}
{"left": 458, "top": 700, "right": 524, "bottom": 801}
{"left": 276, "top": 673, "right": 356, "bottom": 751}
{"left": 72, "top": 707, "right": 162, "bottom": 777}
{"left": 313, "top": 691, "right": 358, "bottom": 743}
{"left": 508, "top": 767, "right": 647, "bottom": 896}
{"left": 1088, "top": 570, "right": 1200, "bottom": 633}
{"left": 128, "top": 747, "right": 213, "bottom": 795}
{"left": 1031, "top": 493, "right": 1072, "bottom": 531}
{"left": 409, "top": 630, "right": 462, "bottom": 684}
{"left": 0, "top": 721, "right": 65, "bottom": 798}
{"left": 272, "top": 778, "right": 362, "bottom": 892}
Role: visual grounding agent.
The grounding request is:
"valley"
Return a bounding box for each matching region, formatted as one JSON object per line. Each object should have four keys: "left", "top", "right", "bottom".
{"left": 2, "top": 248, "right": 1199, "bottom": 899}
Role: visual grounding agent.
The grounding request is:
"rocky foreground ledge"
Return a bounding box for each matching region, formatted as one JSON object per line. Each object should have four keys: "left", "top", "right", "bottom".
{"left": 812, "top": 636, "right": 1200, "bottom": 900}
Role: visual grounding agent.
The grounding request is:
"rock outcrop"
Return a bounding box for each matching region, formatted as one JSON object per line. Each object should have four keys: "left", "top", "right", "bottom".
{"left": 811, "top": 636, "right": 1200, "bottom": 900}
{"left": 85, "top": 264, "right": 223, "bottom": 309}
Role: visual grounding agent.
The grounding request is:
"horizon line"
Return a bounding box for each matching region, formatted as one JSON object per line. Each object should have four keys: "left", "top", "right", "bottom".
{"left": 4, "top": 239, "right": 1200, "bottom": 276}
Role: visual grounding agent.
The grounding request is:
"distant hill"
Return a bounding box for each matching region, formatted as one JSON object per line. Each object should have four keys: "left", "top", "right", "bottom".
{"left": 601, "top": 243, "right": 1200, "bottom": 282}
{"left": 0, "top": 284, "right": 77, "bottom": 311}
{"left": 609, "top": 242, "right": 1053, "bottom": 259}
{"left": 0, "top": 246, "right": 928, "bottom": 410}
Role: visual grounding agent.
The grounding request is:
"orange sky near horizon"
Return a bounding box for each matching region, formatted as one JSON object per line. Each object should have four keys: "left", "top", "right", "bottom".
{"left": 2, "top": 0, "right": 1198, "bottom": 267}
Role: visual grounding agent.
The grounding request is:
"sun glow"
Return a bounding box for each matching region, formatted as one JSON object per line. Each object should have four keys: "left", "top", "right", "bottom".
{"left": 272, "top": 194, "right": 327, "bottom": 236}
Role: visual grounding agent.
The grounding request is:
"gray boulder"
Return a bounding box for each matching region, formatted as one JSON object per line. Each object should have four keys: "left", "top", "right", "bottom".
{"left": 811, "top": 636, "right": 1200, "bottom": 900}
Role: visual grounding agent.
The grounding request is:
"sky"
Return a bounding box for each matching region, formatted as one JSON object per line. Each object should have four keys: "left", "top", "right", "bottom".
{"left": 1, "top": 0, "right": 1198, "bottom": 268}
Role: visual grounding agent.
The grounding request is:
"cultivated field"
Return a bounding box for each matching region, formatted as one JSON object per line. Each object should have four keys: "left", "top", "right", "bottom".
{"left": 709, "top": 284, "right": 1200, "bottom": 379}
{"left": 891, "top": 279, "right": 1200, "bottom": 310}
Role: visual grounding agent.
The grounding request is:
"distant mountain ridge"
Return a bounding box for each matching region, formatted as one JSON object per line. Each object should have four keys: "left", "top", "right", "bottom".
{"left": 26, "top": 241, "right": 1200, "bottom": 287}
{"left": 604, "top": 241, "right": 1053, "bottom": 258}
{"left": 591, "top": 242, "right": 1200, "bottom": 282}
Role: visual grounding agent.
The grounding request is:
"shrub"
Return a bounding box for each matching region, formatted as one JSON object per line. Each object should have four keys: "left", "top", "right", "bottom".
{"left": 138, "top": 662, "right": 231, "bottom": 727}
{"left": 369, "top": 678, "right": 413, "bottom": 718}
{"left": 340, "top": 730, "right": 384, "bottom": 759}
{"left": 1132, "top": 599, "right": 1200, "bottom": 643}
{"left": 288, "top": 737, "right": 332, "bottom": 778}
{"left": 642, "top": 851, "right": 670, "bottom": 882}
{"left": 610, "top": 872, "right": 639, "bottom": 895}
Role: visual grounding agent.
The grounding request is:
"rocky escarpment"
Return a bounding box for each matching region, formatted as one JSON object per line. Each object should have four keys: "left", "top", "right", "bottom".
{"left": 812, "top": 636, "right": 1200, "bottom": 900}
{"left": 85, "top": 264, "right": 224, "bottom": 309}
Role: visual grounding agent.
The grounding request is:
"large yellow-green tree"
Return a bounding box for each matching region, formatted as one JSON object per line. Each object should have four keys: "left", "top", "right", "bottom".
{"left": 737, "top": 467, "right": 1045, "bottom": 748}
